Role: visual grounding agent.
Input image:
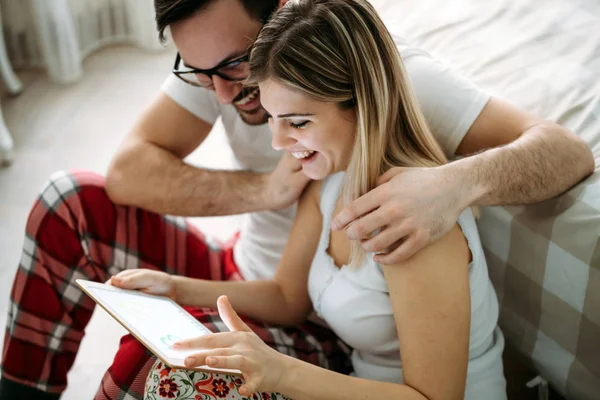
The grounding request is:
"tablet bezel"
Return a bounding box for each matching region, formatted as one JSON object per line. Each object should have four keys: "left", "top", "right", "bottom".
{"left": 76, "top": 279, "right": 242, "bottom": 376}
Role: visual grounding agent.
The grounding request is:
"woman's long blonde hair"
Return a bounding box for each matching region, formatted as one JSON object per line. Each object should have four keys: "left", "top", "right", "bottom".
{"left": 249, "top": 0, "right": 448, "bottom": 267}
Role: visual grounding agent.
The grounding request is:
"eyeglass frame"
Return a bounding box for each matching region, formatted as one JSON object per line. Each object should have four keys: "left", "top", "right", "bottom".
{"left": 172, "top": 52, "right": 251, "bottom": 87}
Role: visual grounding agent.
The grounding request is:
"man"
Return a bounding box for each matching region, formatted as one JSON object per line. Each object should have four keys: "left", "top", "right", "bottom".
{"left": 0, "top": 0, "right": 593, "bottom": 399}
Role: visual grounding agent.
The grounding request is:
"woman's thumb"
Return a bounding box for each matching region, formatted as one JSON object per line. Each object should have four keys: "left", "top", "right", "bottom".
{"left": 217, "top": 296, "right": 251, "bottom": 332}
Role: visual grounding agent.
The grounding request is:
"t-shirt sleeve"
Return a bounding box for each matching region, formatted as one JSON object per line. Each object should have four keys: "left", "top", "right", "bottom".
{"left": 402, "top": 53, "right": 490, "bottom": 157}
{"left": 160, "top": 74, "right": 221, "bottom": 125}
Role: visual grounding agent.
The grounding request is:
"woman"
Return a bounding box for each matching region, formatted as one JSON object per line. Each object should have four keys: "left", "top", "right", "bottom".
{"left": 132, "top": 0, "right": 506, "bottom": 398}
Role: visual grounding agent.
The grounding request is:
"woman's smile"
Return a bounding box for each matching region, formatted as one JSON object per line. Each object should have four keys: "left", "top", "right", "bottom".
{"left": 291, "top": 150, "right": 318, "bottom": 164}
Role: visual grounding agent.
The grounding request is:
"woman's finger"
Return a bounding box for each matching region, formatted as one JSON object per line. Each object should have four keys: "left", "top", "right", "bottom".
{"left": 239, "top": 376, "right": 262, "bottom": 397}
{"left": 217, "top": 296, "right": 252, "bottom": 332}
{"left": 203, "top": 354, "right": 245, "bottom": 370}
{"left": 111, "top": 270, "right": 156, "bottom": 290}
{"left": 113, "top": 269, "right": 140, "bottom": 278}
{"left": 106, "top": 270, "right": 137, "bottom": 284}
{"left": 174, "top": 332, "right": 238, "bottom": 350}
{"left": 182, "top": 348, "right": 234, "bottom": 368}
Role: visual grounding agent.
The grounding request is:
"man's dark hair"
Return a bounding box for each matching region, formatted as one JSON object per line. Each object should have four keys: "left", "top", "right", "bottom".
{"left": 154, "top": 0, "right": 279, "bottom": 43}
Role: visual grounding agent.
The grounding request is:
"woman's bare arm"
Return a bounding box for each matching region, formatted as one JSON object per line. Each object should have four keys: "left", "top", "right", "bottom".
{"left": 172, "top": 181, "right": 323, "bottom": 326}
{"left": 273, "top": 224, "right": 471, "bottom": 400}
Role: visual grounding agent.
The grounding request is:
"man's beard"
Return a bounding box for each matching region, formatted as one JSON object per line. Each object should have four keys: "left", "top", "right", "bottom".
{"left": 232, "top": 86, "right": 269, "bottom": 126}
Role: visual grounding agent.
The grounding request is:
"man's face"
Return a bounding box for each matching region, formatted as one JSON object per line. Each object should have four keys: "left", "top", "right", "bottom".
{"left": 170, "top": 0, "right": 270, "bottom": 125}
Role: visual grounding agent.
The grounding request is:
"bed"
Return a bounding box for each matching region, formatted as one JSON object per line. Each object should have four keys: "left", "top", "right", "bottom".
{"left": 368, "top": 0, "right": 600, "bottom": 398}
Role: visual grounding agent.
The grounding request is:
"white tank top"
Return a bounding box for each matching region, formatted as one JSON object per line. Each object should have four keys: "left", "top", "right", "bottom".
{"left": 307, "top": 172, "right": 507, "bottom": 399}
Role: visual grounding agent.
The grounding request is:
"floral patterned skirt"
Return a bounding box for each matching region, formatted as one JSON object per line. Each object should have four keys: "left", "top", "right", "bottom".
{"left": 144, "top": 360, "right": 292, "bottom": 400}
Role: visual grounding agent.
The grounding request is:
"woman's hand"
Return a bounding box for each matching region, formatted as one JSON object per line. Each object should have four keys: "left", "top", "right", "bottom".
{"left": 174, "top": 296, "right": 288, "bottom": 396}
{"left": 108, "top": 269, "right": 177, "bottom": 301}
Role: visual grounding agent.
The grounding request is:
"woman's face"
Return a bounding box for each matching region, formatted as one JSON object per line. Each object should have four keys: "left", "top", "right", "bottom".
{"left": 259, "top": 78, "right": 357, "bottom": 180}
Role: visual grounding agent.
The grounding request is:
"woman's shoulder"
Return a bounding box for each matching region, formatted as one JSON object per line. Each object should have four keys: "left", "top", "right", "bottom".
{"left": 378, "top": 221, "right": 472, "bottom": 288}
{"left": 299, "top": 180, "right": 323, "bottom": 213}
{"left": 305, "top": 179, "right": 323, "bottom": 198}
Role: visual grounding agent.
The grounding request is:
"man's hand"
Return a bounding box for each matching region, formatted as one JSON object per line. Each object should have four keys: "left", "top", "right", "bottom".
{"left": 332, "top": 165, "right": 468, "bottom": 264}
{"left": 108, "top": 270, "right": 177, "bottom": 302}
{"left": 264, "top": 152, "right": 311, "bottom": 210}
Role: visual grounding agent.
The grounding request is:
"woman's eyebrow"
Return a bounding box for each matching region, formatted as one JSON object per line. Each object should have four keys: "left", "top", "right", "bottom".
{"left": 277, "top": 113, "right": 315, "bottom": 118}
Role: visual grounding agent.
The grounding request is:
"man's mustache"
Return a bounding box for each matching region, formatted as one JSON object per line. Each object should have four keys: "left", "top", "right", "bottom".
{"left": 232, "top": 86, "right": 258, "bottom": 103}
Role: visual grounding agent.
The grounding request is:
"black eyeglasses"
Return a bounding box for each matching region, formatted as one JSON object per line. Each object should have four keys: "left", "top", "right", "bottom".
{"left": 172, "top": 52, "right": 250, "bottom": 88}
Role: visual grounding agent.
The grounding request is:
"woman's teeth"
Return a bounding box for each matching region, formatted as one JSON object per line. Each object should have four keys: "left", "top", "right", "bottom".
{"left": 234, "top": 88, "right": 260, "bottom": 106}
{"left": 292, "top": 150, "right": 315, "bottom": 159}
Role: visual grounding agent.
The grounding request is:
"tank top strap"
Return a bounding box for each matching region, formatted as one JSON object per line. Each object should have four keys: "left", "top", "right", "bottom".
{"left": 319, "top": 172, "right": 345, "bottom": 228}
{"left": 314, "top": 172, "right": 345, "bottom": 254}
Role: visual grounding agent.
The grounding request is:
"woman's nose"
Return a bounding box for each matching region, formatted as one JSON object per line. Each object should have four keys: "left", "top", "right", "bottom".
{"left": 212, "top": 75, "right": 242, "bottom": 105}
{"left": 270, "top": 123, "right": 296, "bottom": 151}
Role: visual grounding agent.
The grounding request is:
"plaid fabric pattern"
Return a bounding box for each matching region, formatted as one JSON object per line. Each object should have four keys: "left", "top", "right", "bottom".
{"left": 369, "top": 0, "right": 600, "bottom": 398}
{"left": 1, "top": 170, "right": 227, "bottom": 394}
{"left": 1, "top": 170, "right": 352, "bottom": 399}
{"left": 478, "top": 175, "right": 600, "bottom": 400}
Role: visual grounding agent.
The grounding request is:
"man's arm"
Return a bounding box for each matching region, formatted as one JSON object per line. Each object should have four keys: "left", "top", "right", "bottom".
{"left": 333, "top": 97, "right": 595, "bottom": 264}
{"left": 454, "top": 97, "right": 594, "bottom": 206}
{"left": 106, "top": 92, "right": 309, "bottom": 216}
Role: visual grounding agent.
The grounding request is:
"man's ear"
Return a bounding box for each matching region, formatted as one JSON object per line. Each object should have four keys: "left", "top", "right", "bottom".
{"left": 278, "top": 0, "right": 289, "bottom": 9}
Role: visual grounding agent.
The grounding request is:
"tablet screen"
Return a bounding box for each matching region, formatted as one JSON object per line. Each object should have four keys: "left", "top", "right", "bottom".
{"left": 86, "top": 284, "right": 212, "bottom": 361}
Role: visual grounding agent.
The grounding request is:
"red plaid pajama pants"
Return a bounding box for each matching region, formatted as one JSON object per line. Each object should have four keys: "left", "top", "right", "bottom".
{"left": 1, "top": 170, "right": 352, "bottom": 399}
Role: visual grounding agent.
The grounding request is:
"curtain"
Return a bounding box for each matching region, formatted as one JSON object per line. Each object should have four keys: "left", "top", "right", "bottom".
{"left": 0, "top": 0, "right": 166, "bottom": 84}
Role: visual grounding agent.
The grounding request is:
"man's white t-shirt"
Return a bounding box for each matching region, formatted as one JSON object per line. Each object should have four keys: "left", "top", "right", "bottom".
{"left": 161, "top": 35, "right": 490, "bottom": 281}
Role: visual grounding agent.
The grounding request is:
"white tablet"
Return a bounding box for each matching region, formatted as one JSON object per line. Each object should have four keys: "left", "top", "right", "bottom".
{"left": 76, "top": 279, "right": 241, "bottom": 375}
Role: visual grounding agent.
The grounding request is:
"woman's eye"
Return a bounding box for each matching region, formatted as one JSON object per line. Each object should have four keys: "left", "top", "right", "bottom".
{"left": 290, "top": 121, "right": 309, "bottom": 129}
